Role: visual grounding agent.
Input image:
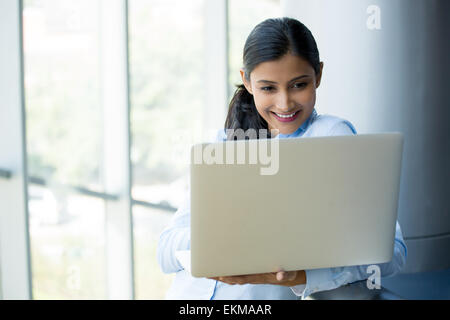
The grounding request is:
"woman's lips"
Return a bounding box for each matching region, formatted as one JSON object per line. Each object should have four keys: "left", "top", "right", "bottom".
{"left": 271, "top": 110, "right": 301, "bottom": 122}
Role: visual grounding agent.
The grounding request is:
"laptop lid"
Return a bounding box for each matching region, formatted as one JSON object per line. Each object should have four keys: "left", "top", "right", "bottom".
{"left": 190, "top": 133, "right": 403, "bottom": 278}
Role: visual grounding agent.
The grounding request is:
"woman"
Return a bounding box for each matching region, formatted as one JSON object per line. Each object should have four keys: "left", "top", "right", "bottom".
{"left": 157, "top": 17, "right": 407, "bottom": 300}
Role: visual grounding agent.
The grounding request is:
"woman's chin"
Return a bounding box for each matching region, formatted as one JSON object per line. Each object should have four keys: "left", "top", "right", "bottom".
{"left": 271, "top": 121, "right": 303, "bottom": 135}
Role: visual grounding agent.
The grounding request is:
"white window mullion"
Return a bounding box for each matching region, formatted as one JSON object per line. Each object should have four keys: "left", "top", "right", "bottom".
{"left": 100, "top": 0, "right": 135, "bottom": 300}
{"left": 0, "top": 0, "right": 32, "bottom": 300}
{"left": 204, "top": 0, "right": 229, "bottom": 140}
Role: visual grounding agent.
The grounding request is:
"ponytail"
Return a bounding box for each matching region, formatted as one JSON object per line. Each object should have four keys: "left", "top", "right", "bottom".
{"left": 224, "top": 84, "right": 270, "bottom": 140}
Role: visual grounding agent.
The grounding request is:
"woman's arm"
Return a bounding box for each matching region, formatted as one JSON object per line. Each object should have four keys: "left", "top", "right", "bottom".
{"left": 156, "top": 193, "right": 191, "bottom": 274}
{"left": 291, "top": 220, "right": 407, "bottom": 298}
{"left": 157, "top": 129, "right": 227, "bottom": 274}
{"left": 290, "top": 120, "right": 407, "bottom": 298}
{"left": 214, "top": 120, "right": 407, "bottom": 296}
{"left": 209, "top": 270, "right": 306, "bottom": 286}
{"left": 213, "top": 220, "right": 406, "bottom": 292}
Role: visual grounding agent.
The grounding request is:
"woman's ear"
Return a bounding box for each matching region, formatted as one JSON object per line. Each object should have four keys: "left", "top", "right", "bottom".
{"left": 240, "top": 68, "right": 253, "bottom": 95}
{"left": 315, "top": 62, "right": 324, "bottom": 88}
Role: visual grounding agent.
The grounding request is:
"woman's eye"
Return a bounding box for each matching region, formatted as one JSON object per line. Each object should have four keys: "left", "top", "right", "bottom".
{"left": 293, "top": 82, "right": 307, "bottom": 89}
{"left": 261, "top": 86, "right": 274, "bottom": 92}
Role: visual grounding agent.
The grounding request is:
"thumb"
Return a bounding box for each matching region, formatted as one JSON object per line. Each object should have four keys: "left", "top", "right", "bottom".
{"left": 276, "top": 270, "right": 297, "bottom": 282}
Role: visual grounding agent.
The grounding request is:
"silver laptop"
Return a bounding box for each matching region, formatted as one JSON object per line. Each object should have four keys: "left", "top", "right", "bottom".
{"left": 190, "top": 133, "right": 404, "bottom": 278}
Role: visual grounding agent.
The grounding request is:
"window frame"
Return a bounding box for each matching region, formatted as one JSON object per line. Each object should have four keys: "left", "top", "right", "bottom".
{"left": 0, "top": 0, "right": 230, "bottom": 300}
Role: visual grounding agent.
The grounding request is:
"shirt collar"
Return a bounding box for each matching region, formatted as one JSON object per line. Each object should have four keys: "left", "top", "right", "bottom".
{"left": 277, "top": 108, "right": 317, "bottom": 139}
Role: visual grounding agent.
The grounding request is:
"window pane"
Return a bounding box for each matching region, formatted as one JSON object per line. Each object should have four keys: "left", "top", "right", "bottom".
{"left": 23, "top": 0, "right": 102, "bottom": 189}
{"left": 128, "top": 0, "right": 206, "bottom": 299}
{"left": 28, "top": 185, "right": 106, "bottom": 299}
{"left": 227, "top": 0, "right": 281, "bottom": 101}
{"left": 132, "top": 205, "right": 174, "bottom": 299}
{"left": 23, "top": 0, "right": 107, "bottom": 299}
{"left": 129, "top": 0, "right": 205, "bottom": 208}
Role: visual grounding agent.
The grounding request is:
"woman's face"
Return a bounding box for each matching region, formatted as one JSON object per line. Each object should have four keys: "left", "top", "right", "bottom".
{"left": 241, "top": 53, "right": 323, "bottom": 135}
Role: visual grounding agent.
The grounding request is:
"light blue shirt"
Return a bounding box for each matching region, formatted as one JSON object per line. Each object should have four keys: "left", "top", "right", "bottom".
{"left": 157, "top": 108, "right": 407, "bottom": 300}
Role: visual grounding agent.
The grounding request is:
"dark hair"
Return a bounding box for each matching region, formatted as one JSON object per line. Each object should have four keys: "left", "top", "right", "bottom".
{"left": 224, "top": 17, "right": 321, "bottom": 140}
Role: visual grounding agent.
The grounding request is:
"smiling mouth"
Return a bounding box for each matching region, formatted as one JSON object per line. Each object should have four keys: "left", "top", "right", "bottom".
{"left": 271, "top": 110, "right": 301, "bottom": 122}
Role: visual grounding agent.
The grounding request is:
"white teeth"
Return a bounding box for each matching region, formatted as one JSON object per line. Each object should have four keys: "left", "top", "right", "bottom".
{"left": 275, "top": 111, "right": 297, "bottom": 118}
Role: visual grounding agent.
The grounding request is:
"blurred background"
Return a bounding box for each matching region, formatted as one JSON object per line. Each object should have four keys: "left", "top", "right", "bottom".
{"left": 1, "top": 0, "right": 281, "bottom": 300}
{"left": 0, "top": 0, "right": 449, "bottom": 300}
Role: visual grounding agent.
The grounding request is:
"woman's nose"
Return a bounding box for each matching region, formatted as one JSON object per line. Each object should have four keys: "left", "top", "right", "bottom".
{"left": 275, "top": 92, "right": 293, "bottom": 112}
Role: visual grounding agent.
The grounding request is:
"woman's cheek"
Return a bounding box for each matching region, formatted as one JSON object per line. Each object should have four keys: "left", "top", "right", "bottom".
{"left": 294, "top": 89, "right": 315, "bottom": 106}
{"left": 254, "top": 96, "right": 273, "bottom": 115}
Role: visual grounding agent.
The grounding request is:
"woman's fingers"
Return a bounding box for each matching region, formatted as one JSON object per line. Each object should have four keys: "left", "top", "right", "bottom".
{"left": 212, "top": 274, "right": 267, "bottom": 285}
{"left": 209, "top": 271, "right": 298, "bottom": 285}
{"left": 276, "top": 271, "right": 285, "bottom": 281}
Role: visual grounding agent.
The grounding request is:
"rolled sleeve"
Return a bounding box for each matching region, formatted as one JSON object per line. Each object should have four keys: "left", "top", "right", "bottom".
{"left": 290, "top": 268, "right": 334, "bottom": 299}
{"left": 290, "top": 221, "right": 407, "bottom": 299}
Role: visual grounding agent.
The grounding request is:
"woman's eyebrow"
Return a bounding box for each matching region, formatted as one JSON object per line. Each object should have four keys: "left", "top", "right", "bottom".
{"left": 257, "top": 75, "right": 310, "bottom": 84}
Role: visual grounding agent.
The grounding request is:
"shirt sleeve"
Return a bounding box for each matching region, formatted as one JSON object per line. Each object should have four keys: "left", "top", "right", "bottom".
{"left": 290, "top": 119, "right": 407, "bottom": 299}
{"left": 156, "top": 129, "right": 226, "bottom": 274}
{"left": 156, "top": 192, "right": 192, "bottom": 274}
{"left": 291, "top": 221, "right": 407, "bottom": 299}
{"left": 328, "top": 119, "right": 358, "bottom": 136}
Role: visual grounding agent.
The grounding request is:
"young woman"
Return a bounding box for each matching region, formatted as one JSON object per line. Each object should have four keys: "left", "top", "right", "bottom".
{"left": 157, "top": 17, "right": 407, "bottom": 300}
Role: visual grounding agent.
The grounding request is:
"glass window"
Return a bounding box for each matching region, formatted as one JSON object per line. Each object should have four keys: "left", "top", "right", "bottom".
{"left": 23, "top": 0, "right": 107, "bottom": 299}
{"left": 23, "top": 0, "right": 103, "bottom": 189}
{"left": 132, "top": 205, "right": 174, "bottom": 299}
{"left": 128, "top": 0, "right": 206, "bottom": 299}
{"left": 20, "top": 0, "right": 281, "bottom": 300}
{"left": 28, "top": 185, "right": 106, "bottom": 299}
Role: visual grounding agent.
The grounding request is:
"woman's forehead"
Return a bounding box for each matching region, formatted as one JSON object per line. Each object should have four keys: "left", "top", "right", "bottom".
{"left": 250, "top": 54, "right": 315, "bottom": 83}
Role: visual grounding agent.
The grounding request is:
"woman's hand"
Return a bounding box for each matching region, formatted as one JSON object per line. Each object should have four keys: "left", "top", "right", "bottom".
{"left": 208, "top": 270, "right": 306, "bottom": 287}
